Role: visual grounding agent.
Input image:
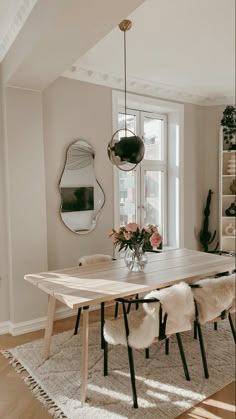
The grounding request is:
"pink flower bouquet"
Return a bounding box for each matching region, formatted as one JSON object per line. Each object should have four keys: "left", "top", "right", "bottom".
{"left": 108, "top": 223, "right": 162, "bottom": 252}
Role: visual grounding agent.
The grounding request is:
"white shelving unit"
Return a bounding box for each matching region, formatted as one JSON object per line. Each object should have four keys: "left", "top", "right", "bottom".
{"left": 219, "top": 128, "right": 236, "bottom": 253}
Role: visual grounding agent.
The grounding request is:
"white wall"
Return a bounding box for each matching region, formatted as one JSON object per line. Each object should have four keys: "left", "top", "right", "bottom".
{"left": 43, "top": 77, "right": 114, "bottom": 269}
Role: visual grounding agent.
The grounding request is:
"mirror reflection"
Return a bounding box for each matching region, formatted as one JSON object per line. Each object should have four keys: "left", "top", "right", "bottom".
{"left": 59, "top": 140, "right": 105, "bottom": 234}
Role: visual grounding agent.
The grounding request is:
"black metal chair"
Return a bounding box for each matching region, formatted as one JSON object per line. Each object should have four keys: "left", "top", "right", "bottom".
{"left": 103, "top": 295, "right": 191, "bottom": 408}
{"left": 74, "top": 255, "right": 140, "bottom": 344}
{"left": 191, "top": 269, "right": 236, "bottom": 379}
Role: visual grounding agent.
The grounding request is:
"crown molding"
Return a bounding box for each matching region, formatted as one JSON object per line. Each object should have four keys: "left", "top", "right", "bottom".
{"left": 63, "top": 66, "right": 235, "bottom": 106}
{"left": 0, "top": 0, "right": 37, "bottom": 63}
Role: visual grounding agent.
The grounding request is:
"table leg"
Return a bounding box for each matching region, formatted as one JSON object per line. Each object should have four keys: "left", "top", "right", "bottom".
{"left": 80, "top": 306, "right": 89, "bottom": 405}
{"left": 42, "top": 295, "right": 56, "bottom": 360}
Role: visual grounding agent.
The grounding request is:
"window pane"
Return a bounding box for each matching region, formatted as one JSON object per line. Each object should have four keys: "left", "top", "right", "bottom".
{"left": 143, "top": 117, "right": 163, "bottom": 160}
{"left": 144, "top": 170, "right": 163, "bottom": 230}
{"left": 118, "top": 113, "right": 136, "bottom": 139}
{"left": 119, "top": 171, "right": 136, "bottom": 226}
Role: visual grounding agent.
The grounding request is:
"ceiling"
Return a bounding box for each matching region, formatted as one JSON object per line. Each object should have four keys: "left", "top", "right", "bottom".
{"left": 64, "top": 0, "right": 235, "bottom": 105}
{"left": 0, "top": 0, "right": 235, "bottom": 105}
{"left": 0, "top": 0, "right": 37, "bottom": 62}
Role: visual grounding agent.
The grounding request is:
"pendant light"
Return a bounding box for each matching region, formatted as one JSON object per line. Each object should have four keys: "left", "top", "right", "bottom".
{"left": 107, "top": 20, "right": 145, "bottom": 171}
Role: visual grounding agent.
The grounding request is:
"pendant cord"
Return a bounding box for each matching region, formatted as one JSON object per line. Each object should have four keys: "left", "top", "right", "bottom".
{"left": 124, "top": 29, "right": 127, "bottom": 134}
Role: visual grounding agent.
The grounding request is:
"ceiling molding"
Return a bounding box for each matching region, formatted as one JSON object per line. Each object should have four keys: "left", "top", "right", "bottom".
{"left": 63, "top": 66, "right": 235, "bottom": 106}
{"left": 0, "top": 0, "right": 37, "bottom": 63}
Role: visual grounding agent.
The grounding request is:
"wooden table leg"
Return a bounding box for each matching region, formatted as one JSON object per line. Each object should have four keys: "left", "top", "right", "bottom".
{"left": 42, "top": 295, "right": 56, "bottom": 360}
{"left": 80, "top": 306, "right": 89, "bottom": 405}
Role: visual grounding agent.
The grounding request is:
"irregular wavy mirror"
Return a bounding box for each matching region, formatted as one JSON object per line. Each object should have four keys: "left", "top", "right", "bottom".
{"left": 59, "top": 140, "right": 105, "bottom": 234}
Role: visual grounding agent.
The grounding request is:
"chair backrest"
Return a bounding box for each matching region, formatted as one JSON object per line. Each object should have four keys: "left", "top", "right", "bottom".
{"left": 78, "top": 254, "right": 113, "bottom": 266}
{"left": 114, "top": 282, "right": 195, "bottom": 349}
{"left": 191, "top": 272, "right": 235, "bottom": 324}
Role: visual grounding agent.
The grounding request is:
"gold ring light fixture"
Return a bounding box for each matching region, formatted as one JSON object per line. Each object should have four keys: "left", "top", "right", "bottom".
{"left": 107, "top": 20, "right": 145, "bottom": 171}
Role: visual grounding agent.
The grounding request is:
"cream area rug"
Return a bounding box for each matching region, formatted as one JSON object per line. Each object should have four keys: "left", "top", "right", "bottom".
{"left": 1, "top": 320, "right": 235, "bottom": 419}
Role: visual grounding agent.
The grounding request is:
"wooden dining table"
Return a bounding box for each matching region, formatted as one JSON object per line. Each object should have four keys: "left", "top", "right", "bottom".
{"left": 24, "top": 248, "right": 235, "bottom": 404}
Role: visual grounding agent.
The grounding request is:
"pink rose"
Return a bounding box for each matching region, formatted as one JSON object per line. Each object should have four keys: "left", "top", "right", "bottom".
{"left": 150, "top": 232, "right": 162, "bottom": 248}
{"left": 107, "top": 229, "right": 115, "bottom": 237}
{"left": 112, "top": 233, "right": 119, "bottom": 244}
{"left": 125, "top": 223, "right": 139, "bottom": 232}
{"left": 124, "top": 232, "right": 131, "bottom": 240}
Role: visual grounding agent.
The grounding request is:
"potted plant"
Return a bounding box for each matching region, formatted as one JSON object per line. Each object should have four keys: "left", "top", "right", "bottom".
{"left": 221, "top": 105, "right": 236, "bottom": 150}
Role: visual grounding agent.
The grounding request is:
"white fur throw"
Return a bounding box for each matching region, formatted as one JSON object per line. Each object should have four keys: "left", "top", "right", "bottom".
{"left": 104, "top": 282, "right": 195, "bottom": 349}
{"left": 78, "top": 254, "right": 112, "bottom": 266}
{"left": 192, "top": 273, "right": 236, "bottom": 324}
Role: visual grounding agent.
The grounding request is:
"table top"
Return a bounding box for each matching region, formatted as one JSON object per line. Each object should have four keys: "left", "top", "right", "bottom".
{"left": 24, "top": 249, "right": 235, "bottom": 309}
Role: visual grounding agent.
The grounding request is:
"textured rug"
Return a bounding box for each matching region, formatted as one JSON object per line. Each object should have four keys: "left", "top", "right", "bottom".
{"left": 1, "top": 320, "right": 235, "bottom": 419}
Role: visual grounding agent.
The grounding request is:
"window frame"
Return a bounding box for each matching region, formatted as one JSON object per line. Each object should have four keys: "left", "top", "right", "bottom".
{"left": 112, "top": 90, "right": 184, "bottom": 250}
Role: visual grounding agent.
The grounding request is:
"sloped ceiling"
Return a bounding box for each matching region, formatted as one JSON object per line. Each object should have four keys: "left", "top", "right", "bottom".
{"left": 0, "top": 0, "right": 235, "bottom": 104}
{"left": 64, "top": 0, "right": 235, "bottom": 105}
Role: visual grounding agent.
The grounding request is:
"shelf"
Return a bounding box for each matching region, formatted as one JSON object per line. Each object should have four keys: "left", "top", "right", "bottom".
{"left": 222, "top": 194, "right": 236, "bottom": 197}
{"left": 219, "top": 129, "right": 236, "bottom": 254}
{"left": 222, "top": 235, "right": 236, "bottom": 238}
{"left": 223, "top": 150, "right": 236, "bottom": 153}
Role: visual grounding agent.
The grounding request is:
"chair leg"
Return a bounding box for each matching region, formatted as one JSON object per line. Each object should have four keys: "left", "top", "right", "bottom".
{"left": 176, "top": 333, "right": 190, "bottom": 381}
{"left": 228, "top": 313, "right": 236, "bottom": 343}
{"left": 135, "top": 294, "right": 139, "bottom": 311}
{"left": 165, "top": 338, "right": 169, "bottom": 355}
{"left": 104, "top": 340, "right": 108, "bottom": 376}
{"left": 74, "top": 308, "right": 81, "bottom": 335}
{"left": 127, "top": 345, "right": 138, "bottom": 408}
{"left": 196, "top": 321, "right": 209, "bottom": 378}
{"left": 194, "top": 320, "right": 198, "bottom": 339}
{"left": 114, "top": 302, "right": 119, "bottom": 318}
{"left": 127, "top": 302, "right": 131, "bottom": 314}
{"left": 145, "top": 348, "right": 149, "bottom": 359}
{"left": 214, "top": 322, "right": 218, "bottom": 330}
{"left": 101, "top": 302, "right": 105, "bottom": 350}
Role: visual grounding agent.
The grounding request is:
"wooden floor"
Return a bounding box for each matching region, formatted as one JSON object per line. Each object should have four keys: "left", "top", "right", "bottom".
{"left": 0, "top": 308, "right": 235, "bottom": 419}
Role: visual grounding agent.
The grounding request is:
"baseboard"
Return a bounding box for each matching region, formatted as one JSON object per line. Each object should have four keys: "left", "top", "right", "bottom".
{"left": 0, "top": 307, "right": 78, "bottom": 336}
{"left": 0, "top": 321, "right": 10, "bottom": 335}
{"left": 0, "top": 303, "right": 110, "bottom": 336}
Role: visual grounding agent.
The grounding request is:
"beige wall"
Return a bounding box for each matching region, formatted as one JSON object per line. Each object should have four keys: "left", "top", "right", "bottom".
{"left": 202, "top": 105, "right": 225, "bottom": 247}
{"left": 0, "top": 76, "right": 225, "bottom": 326}
{"left": 0, "top": 83, "right": 10, "bottom": 323}
{"left": 43, "top": 77, "right": 214, "bottom": 262}
{"left": 3, "top": 87, "right": 48, "bottom": 323}
{"left": 43, "top": 78, "right": 114, "bottom": 269}
{"left": 183, "top": 104, "right": 205, "bottom": 249}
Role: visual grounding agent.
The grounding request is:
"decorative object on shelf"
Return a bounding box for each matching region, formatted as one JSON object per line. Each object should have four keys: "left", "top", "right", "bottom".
{"left": 221, "top": 106, "right": 236, "bottom": 150}
{"left": 225, "top": 202, "right": 236, "bottom": 217}
{"left": 229, "top": 179, "right": 236, "bottom": 195}
{"left": 199, "top": 189, "right": 218, "bottom": 252}
{"left": 224, "top": 223, "right": 236, "bottom": 236}
{"left": 227, "top": 154, "right": 236, "bottom": 175}
{"left": 108, "top": 223, "right": 162, "bottom": 271}
{"left": 107, "top": 20, "right": 144, "bottom": 171}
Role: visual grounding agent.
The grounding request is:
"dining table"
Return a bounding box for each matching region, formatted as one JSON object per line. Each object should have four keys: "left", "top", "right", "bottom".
{"left": 24, "top": 248, "right": 235, "bottom": 404}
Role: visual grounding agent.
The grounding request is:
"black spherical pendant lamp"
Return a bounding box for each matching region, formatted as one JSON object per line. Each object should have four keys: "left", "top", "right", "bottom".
{"left": 107, "top": 20, "right": 145, "bottom": 171}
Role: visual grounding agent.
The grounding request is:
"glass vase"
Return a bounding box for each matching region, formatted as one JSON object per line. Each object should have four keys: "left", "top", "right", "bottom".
{"left": 124, "top": 244, "right": 148, "bottom": 272}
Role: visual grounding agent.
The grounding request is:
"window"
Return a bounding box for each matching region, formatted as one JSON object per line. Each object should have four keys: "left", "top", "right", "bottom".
{"left": 112, "top": 91, "right": 184, "bottom": 249}
{"left": 117, "top": 109, "right": 167, "bottom": 243}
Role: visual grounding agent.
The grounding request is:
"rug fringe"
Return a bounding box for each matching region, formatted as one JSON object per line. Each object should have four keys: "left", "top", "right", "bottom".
{"left": 0, "top": 350, "right": 67, "bottom": 418}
